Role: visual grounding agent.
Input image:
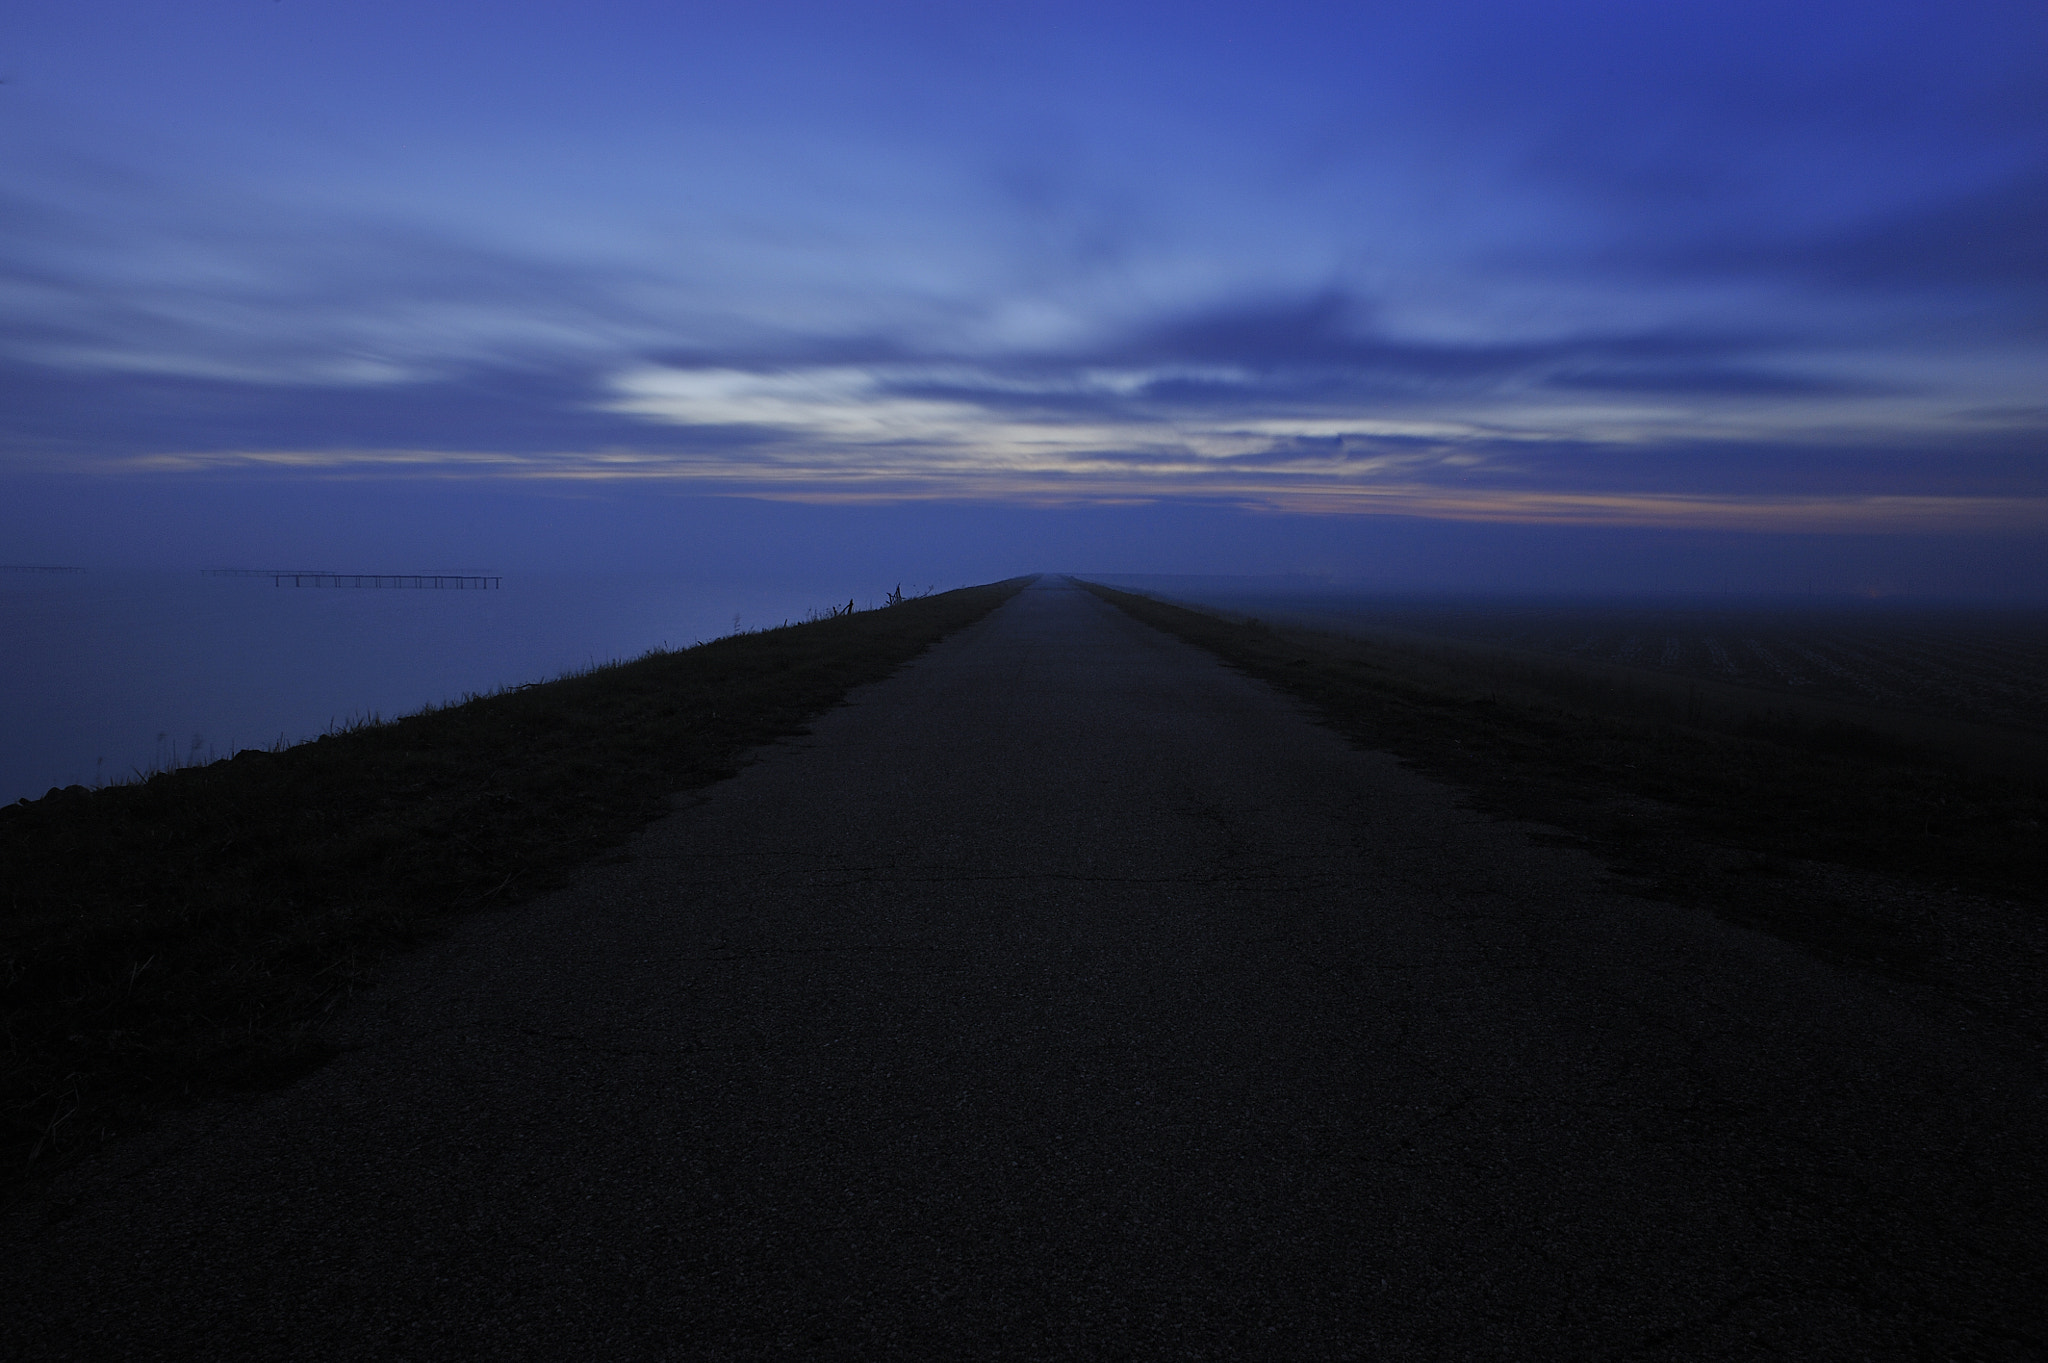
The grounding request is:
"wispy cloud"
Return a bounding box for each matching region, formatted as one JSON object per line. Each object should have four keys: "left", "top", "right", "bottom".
{"left": 4, "top": 2, "right": 2046, "bottom": 539}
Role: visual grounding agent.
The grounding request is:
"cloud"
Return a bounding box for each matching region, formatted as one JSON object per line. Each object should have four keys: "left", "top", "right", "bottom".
{"left": 3, "top": 122, "right": 2043, "bottom": 540}
{"left": 607, "top": 367, "right": 995, "bottom": 445}
{"left": 1822, "top": 172, "right": 2048, "bottom": 294}
{"left": 1541, "top": 367, "right": 1888, "bottom": 398}
{"left": 1652, "top": 170, "right": 2048, "bottom": 310}
{"left": 597, "top": 289, "right": 1926, "bottom": 460}
{"left": 10, "top": 262, "right": 2042, "bottom": 539}
{"left": 0, "top": 176, "right": 673, "bottom": 388}
{"left": 0, "top": 359, "right": 771, "bottom": 461}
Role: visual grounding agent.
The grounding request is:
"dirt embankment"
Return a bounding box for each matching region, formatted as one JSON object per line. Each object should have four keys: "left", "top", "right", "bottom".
{"left": 1, "top": 578, "right": 1034, "bottom": 1198}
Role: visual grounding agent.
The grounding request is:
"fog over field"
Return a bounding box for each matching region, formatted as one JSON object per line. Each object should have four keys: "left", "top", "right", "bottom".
{"left": 1103, "top": 575, "right": 2048, "bottom": 733}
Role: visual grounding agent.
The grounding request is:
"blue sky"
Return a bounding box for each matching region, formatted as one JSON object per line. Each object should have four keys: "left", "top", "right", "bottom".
{"left": 4, "top": 1, "right": 2046, "bottom": 591}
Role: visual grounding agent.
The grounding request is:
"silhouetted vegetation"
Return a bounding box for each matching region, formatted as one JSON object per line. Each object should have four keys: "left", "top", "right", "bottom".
{"left": 1082, "top": 581, "right": 2045, "bottom": 977}
{"left": 1, "top": 578, "right": 1031, "bottom": 1197}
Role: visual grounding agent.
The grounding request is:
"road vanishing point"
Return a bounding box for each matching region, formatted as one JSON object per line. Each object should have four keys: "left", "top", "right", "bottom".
{"left": 6, "top": 576, "right": 2044, "bottom": 1359}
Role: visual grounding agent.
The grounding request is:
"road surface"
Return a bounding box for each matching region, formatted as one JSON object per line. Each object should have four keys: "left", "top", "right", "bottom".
{"left": 6, "top": 576, "right": 2043, "bottom": 1359}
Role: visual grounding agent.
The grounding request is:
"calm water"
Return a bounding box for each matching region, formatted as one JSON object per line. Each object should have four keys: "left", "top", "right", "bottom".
{"left": 1, "top": 570, "right": 871, "bottom": 804}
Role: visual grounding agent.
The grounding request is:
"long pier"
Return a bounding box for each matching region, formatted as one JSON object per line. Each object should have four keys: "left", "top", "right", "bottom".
{"left": 201, "top": 569, "right": 500, "bottom": 588}
{"left": 203, "top": 568, "right": 328, "bottom": 577}
{"left": 272, "top": 573, "right": 501, "bottom": 589}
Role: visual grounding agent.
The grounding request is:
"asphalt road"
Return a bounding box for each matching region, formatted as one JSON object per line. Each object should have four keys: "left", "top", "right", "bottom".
{"left": 6, "top": 576, "right": 2044, "bottom": 1360}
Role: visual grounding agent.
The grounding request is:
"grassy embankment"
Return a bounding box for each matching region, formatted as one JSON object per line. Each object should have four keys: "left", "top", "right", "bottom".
{"left": 1081, "top": 581, "right": 2046, "bottom": 981}
{"left": 2, "top": 577, "right": 1032, "bottom": 1197}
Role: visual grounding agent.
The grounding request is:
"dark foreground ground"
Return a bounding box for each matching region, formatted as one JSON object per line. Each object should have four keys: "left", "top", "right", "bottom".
{"left": 5, "top": 577, "right": 2044, "bottom": 1359}
{"left": 1108, "top": 583, "right": 2048, "bottom": 735}
{"left": 2, "top": 580, "right": 1028, "bottom": 1188}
